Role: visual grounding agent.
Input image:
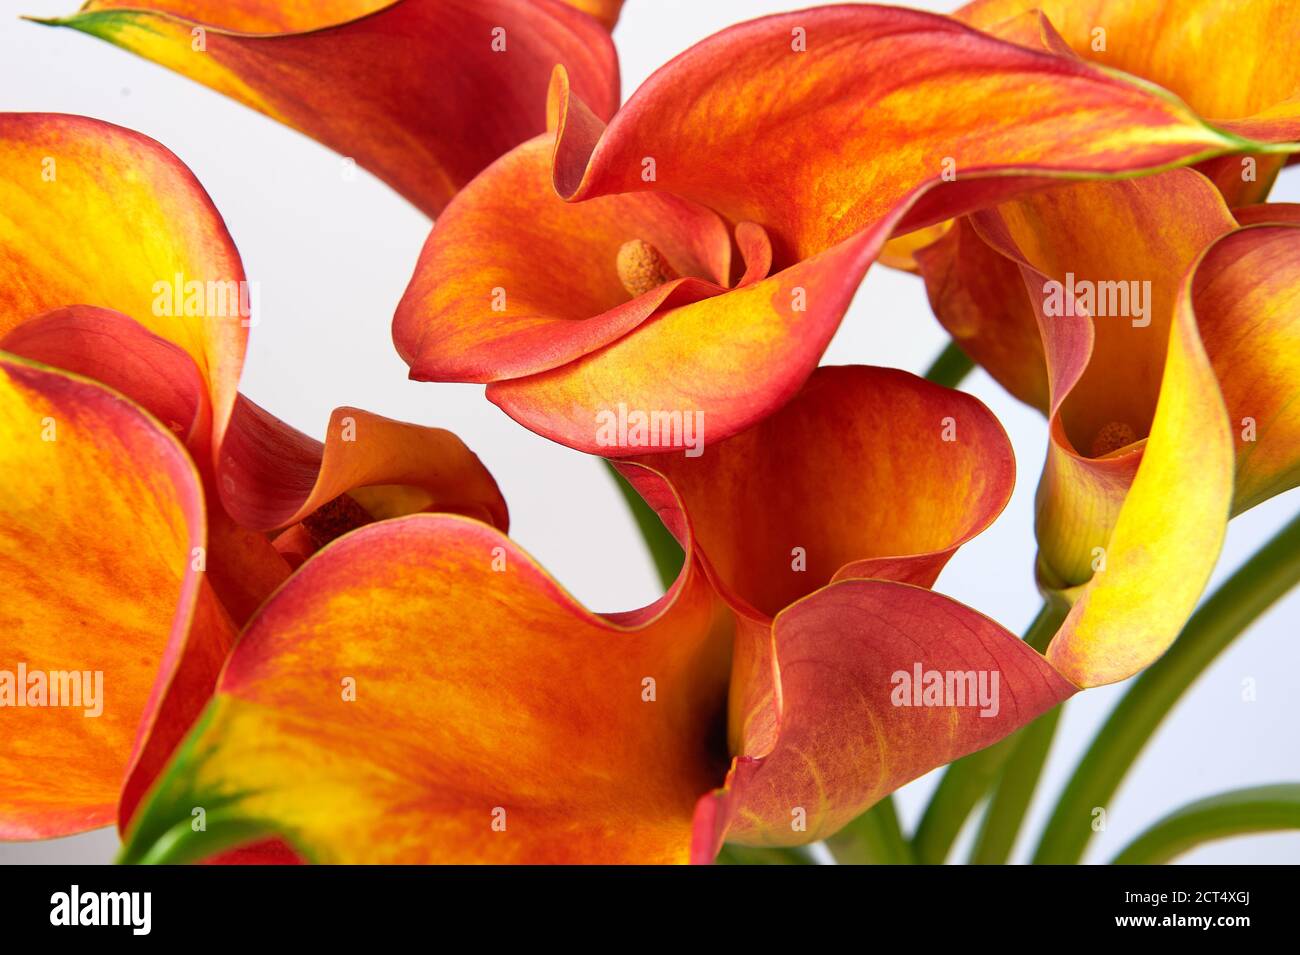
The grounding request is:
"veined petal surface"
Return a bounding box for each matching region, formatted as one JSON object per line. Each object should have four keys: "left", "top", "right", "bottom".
{"left": 121, "top": 515, "right": 732, "bottom": 864}
{"left": 693, "top": 580, "right": 1075, "bottom": 858}
{"left": 961, "top": 171, "right": 1237, "bottom": 685}
{"left": 37, "top": 0, "right": 622, "bottom": 216}
{"left": 0, "top": 355, "right": 219, "bottom": 837}
{"left": 0, "top": 113, "right": 247, "bottom": 463}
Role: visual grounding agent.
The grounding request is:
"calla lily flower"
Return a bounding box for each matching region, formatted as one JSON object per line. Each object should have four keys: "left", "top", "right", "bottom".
{"left": 118, "top": 365, "right": 1075, "bottom": 864}
{"left": 957, "top": 0, "right": 1300, "bottom": 206}
{"left": 883, "top": 0, "right": 1300, "bottom": 272}
{"left": 29, "top": 0, "right": 623, "bottom": 216}
{"left": 916, "top": 167, "right": 1300, "bottom": 686}
{"left": 0, "top": 113, "right": 506, "bottom": 840}
{"left": 392, "top": 3, "right": 1279, "bottom": 456}
{"left": 0, "top": 353, "right": 217, "bottom": 840}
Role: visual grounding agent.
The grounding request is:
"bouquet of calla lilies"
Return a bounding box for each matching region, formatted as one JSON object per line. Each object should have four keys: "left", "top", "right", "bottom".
{"left": 2, "top": 0, "right": 1298, "bottom": 867}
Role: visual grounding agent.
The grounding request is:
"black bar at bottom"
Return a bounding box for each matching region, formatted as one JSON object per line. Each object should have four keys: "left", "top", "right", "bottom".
{"left": 0, "top": 864, "right": 1279, "bottom": 940}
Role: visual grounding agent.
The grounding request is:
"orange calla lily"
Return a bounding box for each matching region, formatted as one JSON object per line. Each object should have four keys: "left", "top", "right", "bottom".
{"left": 958, "top": 0, "right": 1300, "bottom": 205}
{"left": 693, "top": 580, "right": 1073, "bottom": 860}
{"left": 117, "top": 365, "right": 1074, "bottom": 864}
{"left": 0, "top": 112, "right": 246, "bottom": 464}
{"left": 917, "top": 167, "right": 1300, "bottom": 686}
{"left": 1190, "top": 217, "right": 1300, "bottom": 513}
{"left": 0, "top": 354, "right": 222, "bottom": 838}
{"left": 886, "top": 0, "right": 1300, "bottom": 272}
{"left": 29, "top": 0, "right": 622, "bottom": 216}
{"left": 0, "top": 113, "right": 506, "bottom": 840}
{"left": 392, "top": 3, "right": 1281, "bottom": 455}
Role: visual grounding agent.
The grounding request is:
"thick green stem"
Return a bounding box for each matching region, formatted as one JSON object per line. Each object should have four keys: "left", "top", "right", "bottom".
{"left": 1111, "top": 784, "right": 1300, "bottom": 864}
{"left": 827, "top": 798, "right": 915, "bottom": 864}
{"left": 1034, "top": 511, "right": 1300, "bottom": 864}
{"left": 604, "top": 459, "right": 684, "bottom": 589}
{"left": 715, "top": 844, "right": 817, "bottom": 865}
{"left": 968, "top": 705, "right": 1062, "bottom": 864}
{"left": 911, "top": 602, "right": 1066, "bottom": 863}
{"left": 923, "top": 341, "right": 976, "bottom": 389}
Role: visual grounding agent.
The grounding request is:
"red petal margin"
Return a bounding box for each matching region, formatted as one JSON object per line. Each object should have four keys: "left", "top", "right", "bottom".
{"left": 417, "top": 2, "right": 1267, "bottom": 454}
{"left": 625, "top": 366, "right": 1016, "bottom": 620}
{"left": 957, "top": 0, "right": 1300, "bottom": 205}
{"left": 38, "top": 0, "right": 621, "bottom": 216}
{"left": 1192, "top": 222, "right": 1300, "bottom": 513}
{"left": 550, "top": 5, "right": 1251, "bottom": 267}
{"left": 1, "top": 306, "right": 212, "bottom": 458}
{"left": 0, "top": 306, "right": 293, "bottom": 626}
{"left": 0, "top": 112, "right": 248, "bottom": 469}
{"left": 120, "top": 515, "right": 732, "bottom": 864}
{"left": 914, "top": 219, "right": 1050, "bottom": 411}
{"left": 958, "top": 0, "right": 1300, "bottom": 147}
{"left": 0, "top": 355, "right": 231, "bottom": 838}
{"left": 691, "top": 580, "right": 1076, "bottom": 861}
{"left": 617, "top": 365, "right": 1018, "bottom": 831}
{"left": 217, "top": 397, "right": 509, "bottom": 534}
{"left": 1234, "top": 203, "right": 1300, "bottom": 226}
{"left": 393, "top": 130, "right": 735, "bottom": 383}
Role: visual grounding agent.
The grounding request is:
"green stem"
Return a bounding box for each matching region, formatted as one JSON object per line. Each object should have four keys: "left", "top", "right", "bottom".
{"left": 604, "top": 459, "right": 684, "bottom": 589}
{"left": 1111, "top": 784, "right": 1300, "bottom": 864}
{"left": 911, "top": 601, "right": 1066, "bottom": 863}
{"left": 827, "top": 799, "right": 915, "bottom": 864}
{"left": 715, "top": 844, "right": 816, "bottom": 865}
{"left": 923, "top": 341, "right": 976, "bottom": 389}
{"left": 1034, "top": 510, "right": 1300, "bottom": 864}
{"left": 968, "top": 705, "right": 1062, "bottom": 864}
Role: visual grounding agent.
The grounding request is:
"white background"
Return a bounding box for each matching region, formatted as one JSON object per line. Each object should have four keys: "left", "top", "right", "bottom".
{"left": 2, "top": 0, "right": 1296, "bottom": 864}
